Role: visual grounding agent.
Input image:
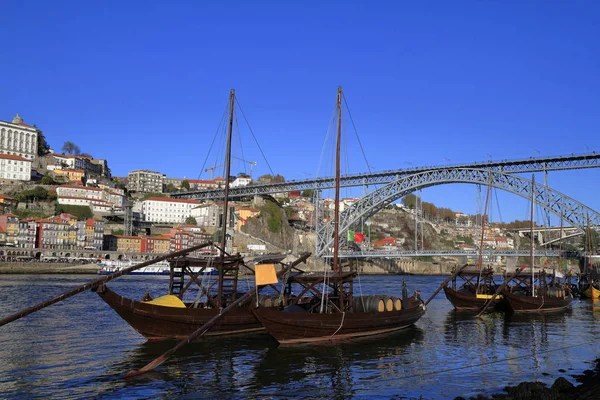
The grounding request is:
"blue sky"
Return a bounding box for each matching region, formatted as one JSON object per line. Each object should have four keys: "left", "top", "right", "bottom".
{"left": 1, "top": 1, "right": 599, "bottom": 222}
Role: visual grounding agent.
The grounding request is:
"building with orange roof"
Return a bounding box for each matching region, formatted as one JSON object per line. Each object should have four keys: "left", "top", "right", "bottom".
{"left": 53, "top": 169, "right": 85, "bottom": 184}
{"left": 36, "top": 217, "right": 77, "bottom": 249}
{"left": 0, "top": 114, "right": 38, "bottom": 161}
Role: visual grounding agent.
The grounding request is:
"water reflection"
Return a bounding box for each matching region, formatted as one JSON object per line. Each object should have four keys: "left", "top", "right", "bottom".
{"left": 2, "top": 275, "right": 600, "bottom": 399}
{"left": 253, "top": 327, "right": 424, "bottom": 398}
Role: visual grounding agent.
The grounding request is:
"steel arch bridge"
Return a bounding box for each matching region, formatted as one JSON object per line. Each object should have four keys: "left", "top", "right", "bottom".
{"left": 171, "top": 152, "right": 600, "bottom": 201}
{"left": 316, "top": 168, "right": 600, "bottom": 256}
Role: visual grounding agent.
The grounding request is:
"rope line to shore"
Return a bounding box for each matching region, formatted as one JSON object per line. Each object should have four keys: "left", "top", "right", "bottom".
{"left": 393, "top": 340, "right": 598, "bottom": 381}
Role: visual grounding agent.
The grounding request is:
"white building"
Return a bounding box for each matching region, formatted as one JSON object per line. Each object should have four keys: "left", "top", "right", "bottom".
{"left": 0, "top": 154, "right": 32, "bottom": 181}
{"left": 231, "top": 176, "right": 252, "bottom": 187}
{"left": 0, "top": 114, "right": 38, "bottom": 160}
{"left": 142, "top": 197, "right": 202, "bottom": 223}
{"left": 56, "top": 185, "right": 125, "bottom": 213}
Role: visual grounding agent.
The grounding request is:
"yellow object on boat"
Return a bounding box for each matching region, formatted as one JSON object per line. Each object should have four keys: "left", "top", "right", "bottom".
{"left": 476, "top": 294, "right": 503, "bottom": 299}
{"left": 255, "top": 263, "right": 278, "bottom": 286}
{"left": 143, "top": 295, "right": 186, "bottom": 308}
{"left": 583, "top": 285, "right": 600, "bottom": 299}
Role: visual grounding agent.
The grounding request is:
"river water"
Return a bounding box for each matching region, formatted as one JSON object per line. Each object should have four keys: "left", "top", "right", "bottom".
{"left": 0, "top": 274, "right": 599, "bottom": 399}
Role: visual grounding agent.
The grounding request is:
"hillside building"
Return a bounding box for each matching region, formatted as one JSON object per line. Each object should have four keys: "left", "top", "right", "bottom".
{"left": 141, "top": 197, "right": 201, "bottom": 224}
{"left": 0, "top": 114, "right": 38, "bottom": 160}
{"left": 127, "top": 170, "right": 165, "bottom": 193}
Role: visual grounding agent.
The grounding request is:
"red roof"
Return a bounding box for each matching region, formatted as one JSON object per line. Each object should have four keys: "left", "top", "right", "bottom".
{"left": 145, "top": 197, "right": 201, "bottom": 204}
{"left": 373, "top": 237, "right": 397, "bottom": 246}
{"left": 59, "top": 185, "right": 102, "bottom": 191}
{"left": 0, "top": 154, "right": 31, "bottom": 162}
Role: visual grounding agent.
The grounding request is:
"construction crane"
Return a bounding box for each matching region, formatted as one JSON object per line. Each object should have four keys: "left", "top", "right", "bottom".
{"left": 205, "top": 164, "right": 224, "bottom": 180}
{"left": 232, "top": 157, "right": 257, "bottom": 176}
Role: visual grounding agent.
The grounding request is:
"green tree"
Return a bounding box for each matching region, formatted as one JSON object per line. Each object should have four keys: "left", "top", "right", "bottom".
{"left": 62, "top": 141, "right": 81, "bottom": 155}
{"left": 111, "top": 229, "right": 124, "bottom": 235}
{"left": 54, "top": 204, "right": 93, "bottom": 219}
{"left": 185, "top": 216, "right": 197, "bottom": 225}
{"left": 41, "top": 174, "right": 56, "bottom": 185}
{"left": 181, "top": 180, "right": 190, "bottom": 190}
{"left": 402, "top": 194, "right": 416, "bottom": 209}
{"left": 142, "top": 192, "right": 167, "bottom": 200}
{"left": 272, "top": 174, "right": 285, "bottom": 183}
{"left": 34, "top": 127, "right": 51, "bottom": 156}
{"left": 164, "top": 183, "right": 178, "bottom": 193}
{"left": 301, "top": 189, "right": 315, "bottom": 198}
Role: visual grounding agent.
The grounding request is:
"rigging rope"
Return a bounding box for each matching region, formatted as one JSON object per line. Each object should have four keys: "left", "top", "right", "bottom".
{"left": 197, "top": 100, "right": 229, "bottom": 180}
{"left": 343, "top": 94, "right": 372, "bottom": 175}
{"left": 234, "top": 97, "right": 275, "bottom": 176}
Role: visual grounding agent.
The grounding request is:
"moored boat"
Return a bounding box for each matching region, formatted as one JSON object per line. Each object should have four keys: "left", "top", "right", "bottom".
{"left": 502, "top": 175, "right": 573, "bottom": 313}
{"left": 252, "top": 87, "right": 426, "bottom": 345}
{"left": 95, "top": 281, "right": 263, "bottom": 340}
{"left": 443, "top": 266, "right": 505, "bottom": 311}
{"left": 94, "top": 89, "right": 304, "bottom": 342}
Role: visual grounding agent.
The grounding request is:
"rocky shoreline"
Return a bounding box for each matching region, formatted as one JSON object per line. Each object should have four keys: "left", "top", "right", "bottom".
{"left": 455, "top": 359, "right": 600, "bottom": 400}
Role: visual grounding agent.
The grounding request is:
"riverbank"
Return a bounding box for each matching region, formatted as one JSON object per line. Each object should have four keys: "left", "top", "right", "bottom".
{"left": 0, "top": 262, "right": 99, "bottom": 274}
{"left": 456, "top": 358, "right": 600, "bottom": 400}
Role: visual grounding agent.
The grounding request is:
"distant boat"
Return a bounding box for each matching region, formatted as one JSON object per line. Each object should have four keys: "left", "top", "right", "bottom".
{"left": 443, "top": 266, "right": 505, "bottom": 311}
{"left": 97, "top": 260, "right": 217, "bottom": 276}
{"left": 502, "top": 175, "right": 573, "bottom": 313}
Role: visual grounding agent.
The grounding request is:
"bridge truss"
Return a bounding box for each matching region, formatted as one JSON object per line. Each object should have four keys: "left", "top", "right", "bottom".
{"left": 327, "top": 249, "right": 579, "bottom": 259}
{"left": 316, "top": 168, "right": 600, "bottom": 256}
{"left": 172, "top": 152, "right": 600, "bottom": 200}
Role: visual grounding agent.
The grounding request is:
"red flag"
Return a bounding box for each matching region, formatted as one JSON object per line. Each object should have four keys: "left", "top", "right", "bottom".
{"left": 354, "top": 232, "right": 365, "bottom": 243}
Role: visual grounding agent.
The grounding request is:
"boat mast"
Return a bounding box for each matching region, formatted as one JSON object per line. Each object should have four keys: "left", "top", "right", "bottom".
{"left": 333, "top": 86, "right": 342, "bottom": 273}
{"left": 217, "top": 88, "right": 235, "bottom": 307}
{"left": 530, "top": 174, "right": 535, "bottom": 297}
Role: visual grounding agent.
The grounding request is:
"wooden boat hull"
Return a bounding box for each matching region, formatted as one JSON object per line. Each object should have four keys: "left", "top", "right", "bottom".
{"left": 503, "top": 290, "right": 573, "bottom": 313}
{"left": 442, "top": 286, "right": 505, "bottom": 311}
{"left": 96, "top": 285, "right": 263, "bottom": 341}
{"left": 252, "top": 299, "right": 426, "bottom": 345}
{"left": 583, "top": 285, "right": 600, "bottom": 299}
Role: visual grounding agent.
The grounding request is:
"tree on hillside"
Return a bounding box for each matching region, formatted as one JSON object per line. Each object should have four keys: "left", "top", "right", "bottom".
{"left": 258, "top": 174, "right": 273, "bottom": 183}
{"left": 181, "top": 180, "right": 190, "bottom": 190}
{"left": 80, "top": 152, "right": 93, "bottom": 158}
{"left": 402, "top": 194, "right": 416, "bottom": 209}
{"left": 62, "top": 141, "right": 81, "bottom": 155}
{"left": 164, "top": 183, "right": 178, "bottom": 193}
{"left": 301, "top": 189, "right": 315, "bottom": 198}
{"left": 34, "top": 126, "right": 51, "bottom": 156}
{"left": 272, "top": 174, "right": 285, "bottom": 183}
{"left": 185, "top": 216, "right": 197, "bottom": 225}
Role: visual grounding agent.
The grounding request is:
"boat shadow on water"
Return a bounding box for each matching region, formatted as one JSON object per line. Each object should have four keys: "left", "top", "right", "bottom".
{"left": 253, "top": 326, "right": 425, "bottom": 388}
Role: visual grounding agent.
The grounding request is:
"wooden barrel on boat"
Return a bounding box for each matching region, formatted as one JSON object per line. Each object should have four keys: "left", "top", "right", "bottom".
{"left": 391, "top": 296, "right": 402, "bottom": 311}
{"left": 548, "top": 288, "right": 556, "bottom": 297}
{"left": 270, "top": 295, "right": 283, "bottom": 307}
{"left": 382, "top": 295, "right": 394, "bottom": 312}
{"left": 352, "top": 295, "right": 385, "bottom": 312}
{"left": 258, "top": 295, "right": 273, "bottom": 307}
